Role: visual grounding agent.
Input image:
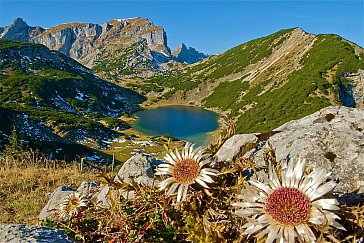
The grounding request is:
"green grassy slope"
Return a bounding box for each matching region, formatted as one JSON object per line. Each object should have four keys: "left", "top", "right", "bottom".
{"left": 226, "top": 35, "right": 364, "bottom": 133}
{"left": 141, "top": 29, "right": 364, "bottom": 133}
{"left": 0, "top": 39, "right": 146, "bottom": 152}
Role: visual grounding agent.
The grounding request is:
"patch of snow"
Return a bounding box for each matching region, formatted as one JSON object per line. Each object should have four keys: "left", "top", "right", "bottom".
{"left": 114, "top": 94, "right": 126, "bottom": 101}
{"left": 113, "top": 138, "right": 127, "bottom": 143}
{"left": 116, "top": 17, "right": 138, "bottom": 22}
{"left": 52, "top": 91, "right": 79, "bottom": 114}
{"left": 75, "top": 88, "right": 85, "bottom": 101}
{"left": 130, "top": 140, "right": 157, "bottom": 147}
{"left": 87, "top": 154, "right": 101, "bottom": 161}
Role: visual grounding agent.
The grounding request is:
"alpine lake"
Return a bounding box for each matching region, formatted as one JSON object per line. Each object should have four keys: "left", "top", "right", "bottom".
{"left": 133, "top": 106, "right": 219, "bottom": 146}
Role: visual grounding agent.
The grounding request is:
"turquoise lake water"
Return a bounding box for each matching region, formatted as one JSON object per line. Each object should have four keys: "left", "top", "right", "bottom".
{"left": 133, "top": 106, "right": 219, "bottom": 146}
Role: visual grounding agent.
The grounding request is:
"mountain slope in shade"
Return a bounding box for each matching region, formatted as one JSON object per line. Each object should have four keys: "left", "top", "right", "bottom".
{"left": 0, "top": 38, "right": 146, "bottom": 150}
{"left": 172, "top": 43, "right": 209, "bottom": 64}
{"left": 142, "top": 28, "right": 364, "bottom": 133}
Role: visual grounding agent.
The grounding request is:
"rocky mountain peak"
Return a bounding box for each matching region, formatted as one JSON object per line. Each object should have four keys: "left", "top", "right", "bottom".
{"left": 1, "top": 17, "right": 209, "bottom": 78}
{"left": 11, "top": 18, "right": 28, "bottom": 28}
{"left": 172, "top": 43, "right": 187, "bottom": 55}
{"left": 172, "top": 43, "right": 208, "bottom": 64}
{"left": 0, "top": 18, "right": 44, "bottom": 42}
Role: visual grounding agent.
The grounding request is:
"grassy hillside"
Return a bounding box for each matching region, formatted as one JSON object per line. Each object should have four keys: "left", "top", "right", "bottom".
{"left": 0, "top": 154, "right": 100, "bottom": 224}
{"left": 0, "top": 39, "right": 146, "bottom": 156}
{"left": 139, "top": 29, "right": 364, "bottom": 133}
{"left": 206, "top": 34, "right": 364, "bottom": 132}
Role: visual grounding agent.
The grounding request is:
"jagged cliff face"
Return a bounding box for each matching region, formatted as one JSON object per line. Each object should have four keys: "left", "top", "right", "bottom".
{"left": 0, "top": 18, "right": 167, "bottom": 79}
{"left": 172, "top": 43, "right": 208, "bottom": 64}
{"left": 33, "top": 18, "right": 171, "bottom": 69}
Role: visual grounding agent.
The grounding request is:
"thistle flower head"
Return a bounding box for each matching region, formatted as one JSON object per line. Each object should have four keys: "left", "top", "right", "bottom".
{"left": 232, "top": 158, "right": 344, "bottom": 243}
{"left": 59, "top": 192, "right": 88, "bottom": 219}
{"left": 156, "top": 142, "right": 219, "bottom": 202}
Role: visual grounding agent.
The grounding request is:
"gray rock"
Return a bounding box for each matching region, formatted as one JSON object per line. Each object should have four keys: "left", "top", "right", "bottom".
{"left": 93, "top": 185, "right": 137, "bottom": 208}
{"left": 215, "top": 134, "right": 259, "bottom": 163}
{"left": 0, "top": 224, "right": 74, "bottom": 242}
{"left": 94, "top": 185, "right": 114, "bottom": 207}
{"left": 346, "top": 69, "right": 364, "bottom": 108}
{"left": 217, "top": 106, "right": 364, "bottom": 194}
{"left": 76, "top": 181, "right": 99, "bottom": 196}
{"left": 115, "top": 154, "right": 161, "bottom": 188}
{"left": 269, "top": 106, "right": 364, "bottom": 193}
{"left": 39, "top": 186, "right": 75, "bottom": 221}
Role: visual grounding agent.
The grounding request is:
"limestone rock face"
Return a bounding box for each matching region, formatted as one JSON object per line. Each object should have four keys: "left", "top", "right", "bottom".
{"left": 216, "top": 106, "right": 364, "bottom": 193}
{"left": 269, "top": 106, "right": 364, "bottom": 193}
{"left": 33, "top": 18, "right": 171, "bottom": 69}
{"left": 33, "top": 23, "right": 103, "bottom": 64}
{"left": 172, "top": 43, "right": 209, "bottom": 64}
{"left": 347, "top": 69, "right": 364, "bottom": 108}
{"left": 1, "top": 18, "right": 208, "bottom": 78}
{"left": 2, "top": 18, "right": 172, "bottom": 70}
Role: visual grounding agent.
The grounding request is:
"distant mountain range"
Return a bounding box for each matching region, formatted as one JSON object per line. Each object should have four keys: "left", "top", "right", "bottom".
{"left": 0, "top": 18, "right": 208, "bottom": 79}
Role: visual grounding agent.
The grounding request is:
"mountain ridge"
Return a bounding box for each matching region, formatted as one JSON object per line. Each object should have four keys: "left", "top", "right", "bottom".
{"left": 139, "top": 27, "right": 364, "bottom": 133}
{"left": 0, "top": 18, "right": 208, "bottom": 79}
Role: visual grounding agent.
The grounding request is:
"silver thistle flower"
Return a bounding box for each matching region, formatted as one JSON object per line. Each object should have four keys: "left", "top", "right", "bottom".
{"left": 156, "top": 142, "right": 219, "bottom": 202}
{"left": 59, "top": 192, "right": 88, "bottom": 219}
{"left": 232, "top": 158, "right": 344, "bottom": 243}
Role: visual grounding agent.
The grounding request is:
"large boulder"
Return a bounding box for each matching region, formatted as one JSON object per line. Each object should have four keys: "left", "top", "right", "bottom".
{"left": 269, "top": 106, "right": 364, "bottom": 193}
{"left": 216, "top": 106, "right": 364, "bottom": 193}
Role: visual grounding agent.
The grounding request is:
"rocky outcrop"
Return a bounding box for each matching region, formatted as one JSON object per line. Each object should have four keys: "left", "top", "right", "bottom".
{"left": 0, "top": 224, "right": 73, "bottom": 242}
{"left": 33, "top": 18, "right": 171, "bottom": 69}
{"left": 39, "top": 182, "right": 99, "bottom": 220}
{"left": 172, "top": 43, "right": 208, "bottom": 64}
{"left": 1, "top": 18, "right": 173, "bottom": 71}
{"left": 215, "top": 106, "right": 364, "bottom": 194}
{"left": 0, "top": 18, "right": 44, "bottom": 42}
{"left": 346, "top": 69, "right": 364, "bottom": 108}
{"left": 1, "top": 18, "right": 208, "bottom": 77}
{"left": 214, "top": 134, "right": 259, "bottom": 163}
{"left": 39, "top": 155, "right": 162, "bottom": 219}
{"left": 39, "top": 186, "right": 76, "bottom": 221}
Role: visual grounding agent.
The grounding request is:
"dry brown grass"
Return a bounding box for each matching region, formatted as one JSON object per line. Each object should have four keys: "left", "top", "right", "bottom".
{"left": 0, "top": 160, "right": 100, "bottom": 225}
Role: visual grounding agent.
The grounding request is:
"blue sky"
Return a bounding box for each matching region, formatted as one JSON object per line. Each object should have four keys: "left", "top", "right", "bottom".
{"left": 0, "top": 0, "right": 363, "bottom": 54}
